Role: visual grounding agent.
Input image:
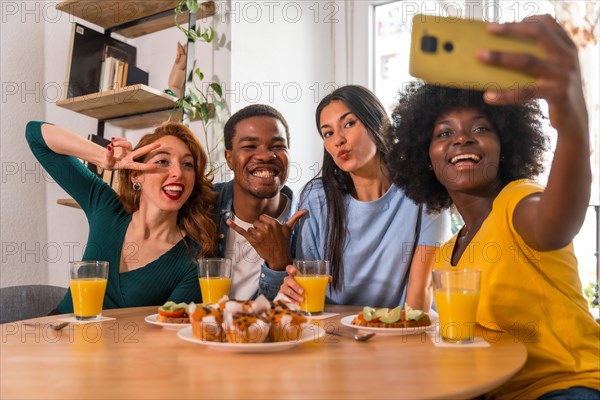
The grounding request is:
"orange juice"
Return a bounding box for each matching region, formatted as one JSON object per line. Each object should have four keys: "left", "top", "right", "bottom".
{"left": 434, "top": 288, "right": 480, "bottom": 342}
{"left": 70, "top": 278, "right": 107, "bottom": 318}
{"left": 199, "top": 277, "right": 231, "bottom": 303}
{"left": 294, "top": 275, "right": 328, "bottom": 313}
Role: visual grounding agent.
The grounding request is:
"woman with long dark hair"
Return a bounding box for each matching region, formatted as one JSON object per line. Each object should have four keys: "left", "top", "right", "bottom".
{"left": 279, "top": 85, "right": 450, "bottom": 309}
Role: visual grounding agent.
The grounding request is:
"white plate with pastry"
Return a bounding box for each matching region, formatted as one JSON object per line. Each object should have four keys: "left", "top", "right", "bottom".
{"left": 144, "top": 314, "right": 190, "bottom": 331}
{"left": 177, "top": 325, "right": 326, "bottom": 353}
{"left": 340, "top": 315, "right": 435, "bottom": 336}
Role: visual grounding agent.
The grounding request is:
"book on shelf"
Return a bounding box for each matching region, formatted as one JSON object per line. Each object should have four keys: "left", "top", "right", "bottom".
{"left": 98, "top": 57, "right": 116, "bottom": 92}
{"left": 97, "top": 42, "right": 148, "bottom": 92}
{"left": 98, "top": 57, "right": 130, "bottom": 91}
{"left": 64, "top": 23, "right": 136, "bottom": 98}
{"left": 114, "top": 60, "right": 125, "bottom": 89}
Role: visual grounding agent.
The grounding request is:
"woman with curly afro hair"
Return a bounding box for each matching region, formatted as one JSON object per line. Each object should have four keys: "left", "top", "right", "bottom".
{"left": 390, "top": 15, "right": 598, "bottom": 400}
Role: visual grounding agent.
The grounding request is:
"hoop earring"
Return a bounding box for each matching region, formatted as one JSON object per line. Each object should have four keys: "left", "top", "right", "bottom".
{"left": 132, "top": 181, "right": 142, "bottom": 191}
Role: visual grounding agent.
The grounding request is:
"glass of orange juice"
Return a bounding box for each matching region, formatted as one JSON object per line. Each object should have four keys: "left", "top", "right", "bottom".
{"left": 293, "top": 259, "right": 330, "bottom": 315}
{"left": 433, "top": 269, "right": 481, "bottom": 343}
{"left": 198, "top": 258, "right": 232, "bottom": 303}
{"left": 69, "top": 261, "right": 109, "bottom": 320}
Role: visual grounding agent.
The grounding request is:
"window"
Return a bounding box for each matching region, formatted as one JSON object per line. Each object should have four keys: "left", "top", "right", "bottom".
{"left": 374, "top": 0, "right": 484, "bottom": 113}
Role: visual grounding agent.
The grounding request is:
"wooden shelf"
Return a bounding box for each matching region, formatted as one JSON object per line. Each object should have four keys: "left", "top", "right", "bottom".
{"left": 110, "top": 109, "right": 187, "bottom": 129}
{"left": 57, "top": 198, "right": 81, "bottom": 209}
{"left": 56, "top": 84, "right": 178, "bottom": 122}
{"left": 56, "top": 1, "right": 216, "bottom": 38}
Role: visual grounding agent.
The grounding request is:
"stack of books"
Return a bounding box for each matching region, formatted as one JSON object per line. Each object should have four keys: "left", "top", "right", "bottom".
{"left": 65, "top": 23, "right": 148, "bottom": 98}
{"left": 99, "top": 55, "right": 129, "bottom": 91}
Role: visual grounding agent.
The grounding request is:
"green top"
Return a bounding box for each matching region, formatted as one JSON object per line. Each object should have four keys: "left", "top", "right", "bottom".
{"left": 26, "top": 121, "right": 202, "bottom": 313}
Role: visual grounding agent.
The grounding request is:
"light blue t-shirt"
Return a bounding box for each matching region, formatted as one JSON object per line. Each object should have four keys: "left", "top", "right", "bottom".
{"left": 296, "top": 180, "right": 450, "bottom": 308}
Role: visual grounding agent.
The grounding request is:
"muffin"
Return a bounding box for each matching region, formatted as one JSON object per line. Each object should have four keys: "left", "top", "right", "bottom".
{"left": 220, "top": 295, "right": 270, "bottom": 343}
{"left": 267, "top": 297, "right": 308, "bottom": 342}
{"left": 223, "top": 312, "right": 271, "bottom": 343}
{"left": 189, "top": 303, "right": 224, "bottom": 342}
{"left": 268, "top": 307, "right": 307, "bottom": 342}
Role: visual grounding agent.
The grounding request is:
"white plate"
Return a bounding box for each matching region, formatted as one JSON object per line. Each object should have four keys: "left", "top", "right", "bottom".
{"left": 144, "top": 314, "right": 191, "bottom": 331}
{"left": 177, "top": 325, "right": 326, "bottom": 353}
{"left": 340, "top": 315, "right": 434, "bottom": 336}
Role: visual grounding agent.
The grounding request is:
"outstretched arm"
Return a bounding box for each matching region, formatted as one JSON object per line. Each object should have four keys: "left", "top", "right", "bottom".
{"left": 405, "top": 245, "right": 437, "bottom": 312}
{"left": 480, "top": 15, "right": 591, "bottom": 250}
{"left": 41, "top": 124, "right": 160, "bottom": 172}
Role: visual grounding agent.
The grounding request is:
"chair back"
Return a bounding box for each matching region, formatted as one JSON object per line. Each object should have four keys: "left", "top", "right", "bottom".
{"left": 0, "top": 285, "right": 67, "bottom": 323}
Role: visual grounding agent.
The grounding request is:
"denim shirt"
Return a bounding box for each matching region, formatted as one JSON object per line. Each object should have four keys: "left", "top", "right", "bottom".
{"left": 213, "top": 181, "right": 298, "bottom": 300}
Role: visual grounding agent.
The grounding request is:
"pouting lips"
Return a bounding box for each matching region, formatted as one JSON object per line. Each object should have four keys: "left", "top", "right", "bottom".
{"left": 450, "top": 154, "right": 481, "bottom": 164}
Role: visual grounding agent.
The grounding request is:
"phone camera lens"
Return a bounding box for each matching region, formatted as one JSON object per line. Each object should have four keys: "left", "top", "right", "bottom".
{"left": 443, "top": 42, "right": 454, "bottom": 52}
{"left": 421, "top": 35, "right": 438, "bottom": 53}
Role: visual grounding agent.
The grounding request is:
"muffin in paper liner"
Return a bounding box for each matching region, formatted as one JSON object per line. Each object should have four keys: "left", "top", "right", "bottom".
{"left": 190, "top": 295, "right": 307, "bottom": 343}
{"left": 268, "top": 296, "right": 308, "bottom": 342}
{"left": 268, "top": 309, "right": 307, "bottom": 342}
{"left": 188, "top": 302, "right": 224, "bottom": 342}
{"left": 223, "top": 312, "right": 271, "bottom": 343}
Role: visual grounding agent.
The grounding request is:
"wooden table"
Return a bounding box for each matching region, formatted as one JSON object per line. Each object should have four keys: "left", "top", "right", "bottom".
{"left": 0, "top": 305, "right": 526, "bottom": 399}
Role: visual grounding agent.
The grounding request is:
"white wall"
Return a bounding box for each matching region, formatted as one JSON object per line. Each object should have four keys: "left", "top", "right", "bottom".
{"left": 227, "top": 0, "right": 338, "bottom": 193}
{"left": 43, "top": 7, "right": 101, "bottom": 287}
{"left": 1, "top": 1, "right": 49, "bottom": 287}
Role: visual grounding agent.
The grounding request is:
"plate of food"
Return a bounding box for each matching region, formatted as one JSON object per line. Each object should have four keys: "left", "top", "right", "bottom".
{"left": 340, "top": 305, "right": 435, "bottom": 336}
{"left": 177, "top": 295, "right": 327, "bottom": 353}
{"left": 177, "top": 324, "right": 325, "bottom": 353}
{"left": 145, "top": 301, "right": 191, "bottom": 330}
{"left": 145, "top": 314, "right": 191, "bottom": 330}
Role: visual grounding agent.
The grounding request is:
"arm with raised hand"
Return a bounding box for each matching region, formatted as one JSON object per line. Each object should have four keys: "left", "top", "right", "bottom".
{"left": 168, "top": 42, "right": 187, "bottom": 98}
{"left": 227, "top": 209, "right": 308, "bottom": 300}
{"left": 479, "top": 15, "right": 591, "bottom": 250}
{"left": 26, "top": 122, "right": 161, "bottom": 213}
{"left": 405, "top": 246, "right": 437, "bottom": 312}
{"left": 40, "top": 124, "right": 160, "bottom": 172}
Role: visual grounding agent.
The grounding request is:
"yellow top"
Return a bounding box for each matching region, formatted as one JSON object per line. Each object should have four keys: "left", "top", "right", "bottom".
{"left": 434, "top": 180, "right": 600, "bottom": 399}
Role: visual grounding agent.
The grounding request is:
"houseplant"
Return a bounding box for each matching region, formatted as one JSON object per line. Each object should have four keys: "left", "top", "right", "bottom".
{"left": 171, "top": 0, "right": 225, "bottom": 163}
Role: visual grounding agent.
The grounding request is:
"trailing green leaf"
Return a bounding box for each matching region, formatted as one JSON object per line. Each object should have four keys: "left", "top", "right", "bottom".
{"left": 186, "top": 0, "right": 199, "bottom": 13}
{"left": 209, "top": 82, "right": 222, "bottom": 97}
{"left": 172, "top": 0, "right": 225, "bottom": 165}
{"left": 199, "top": 103, "right": 210, "bottom": 123}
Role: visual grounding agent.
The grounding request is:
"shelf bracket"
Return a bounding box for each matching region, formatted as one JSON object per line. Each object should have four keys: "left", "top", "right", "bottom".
{"left": 183, "top": 9, "right": 197, "bottom": 126}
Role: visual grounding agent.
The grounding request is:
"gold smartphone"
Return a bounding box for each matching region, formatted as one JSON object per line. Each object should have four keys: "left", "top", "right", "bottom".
{"left": 409, "top": 14, "right": 545, "bottom": 90}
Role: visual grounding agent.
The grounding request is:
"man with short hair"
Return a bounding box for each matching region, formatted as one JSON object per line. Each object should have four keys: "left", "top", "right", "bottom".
{"left": 214, "top": 104, "right": 306, "bottom": 300}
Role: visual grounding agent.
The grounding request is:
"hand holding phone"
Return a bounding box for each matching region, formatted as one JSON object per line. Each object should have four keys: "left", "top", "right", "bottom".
{"left": 409, "top": 14, "right": 546, "bottom": 91}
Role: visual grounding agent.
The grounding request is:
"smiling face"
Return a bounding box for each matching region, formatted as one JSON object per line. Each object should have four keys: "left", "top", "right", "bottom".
{"left": 319, "top": 100, "right": 379, "bottom": 175}
{"left": 225, "top": 115, "right": 289, "bottom": 199}
{"left": 429, "top": 107, "right": 502, "bottom": 195}
{"left": 134, "top": 135, "right": 195, "bottom": 212}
